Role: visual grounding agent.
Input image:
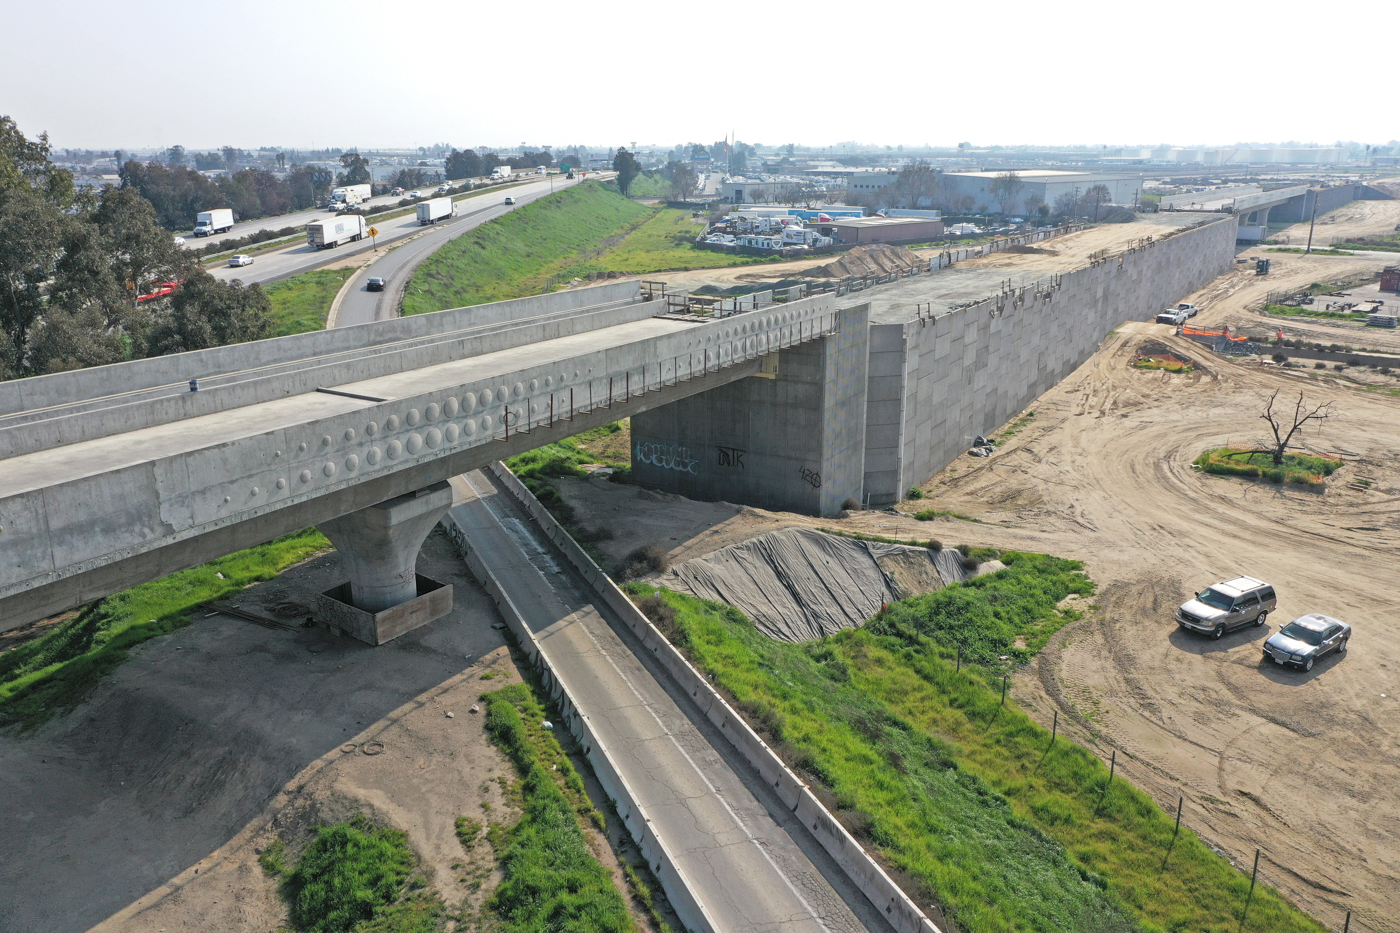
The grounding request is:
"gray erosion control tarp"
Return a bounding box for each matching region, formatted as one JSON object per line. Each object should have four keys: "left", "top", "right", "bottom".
{"left": 656, "top": 528, "right": 954, "bottom": 642}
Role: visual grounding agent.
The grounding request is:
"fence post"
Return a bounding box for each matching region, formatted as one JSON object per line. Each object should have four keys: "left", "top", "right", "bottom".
{"left": 1050, "top": 709, "right": 1058, "bottom": 746}
{"left": 1109, "top": 749, "right": 1116, "bottom": 783}
{"left": 1000, "top": 674, "right": 1008, "bottom": 706}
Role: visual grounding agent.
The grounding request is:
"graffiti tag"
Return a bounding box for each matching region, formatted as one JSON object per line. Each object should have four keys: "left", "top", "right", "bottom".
{"left": 798, "top": 466, "right": 822, "bottom": 489}
{"left": 635, "top": 441, "right": 699, "bottom": 475}
{"left": 716, "top": 446, "right": 746, "bottom": 469}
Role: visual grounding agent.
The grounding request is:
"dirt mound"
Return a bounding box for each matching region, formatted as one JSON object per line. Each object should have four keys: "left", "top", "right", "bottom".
{"left": 808, "top": 244, "right": 924, "bottom": 278}
{"left": 1006, "top": 244, "right": 1059, "bottom": 256}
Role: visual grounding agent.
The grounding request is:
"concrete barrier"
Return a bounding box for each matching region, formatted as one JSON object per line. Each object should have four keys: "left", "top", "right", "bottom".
{"left": 439, "top": 506, "right": 718, "bottom": 933}
{"left": 486, "top": 461, "right": 945, "bottom": 933}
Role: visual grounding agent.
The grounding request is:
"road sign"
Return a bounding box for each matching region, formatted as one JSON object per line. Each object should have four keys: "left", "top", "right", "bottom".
{"left": 368, "top": 227, "right": 379, "bottom": 237}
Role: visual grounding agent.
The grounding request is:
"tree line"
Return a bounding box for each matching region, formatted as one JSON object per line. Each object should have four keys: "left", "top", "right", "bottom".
{"left": 444, "top": 148, "right": 553, "bottom": 181}
{"left": 0, "top": 117, "right": 273, "bottom": 380}
{"left": 848, "top": 162, "right": 1120, "bottom": 221}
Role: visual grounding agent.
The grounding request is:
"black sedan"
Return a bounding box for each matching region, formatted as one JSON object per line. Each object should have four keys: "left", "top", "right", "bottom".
{"left": 366, "top": 277, "right": 385, "bottom": 292}
{"left": 1263, "top": 614, "right": 1351, "bottom": 671}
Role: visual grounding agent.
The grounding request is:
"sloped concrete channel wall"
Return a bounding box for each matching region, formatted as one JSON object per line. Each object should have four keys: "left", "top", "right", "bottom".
{"left": 446, "top": 460, "right": 944, "bottom": 933}
{"left": 864, "top": 216, "right": 1238, "bottom": 504}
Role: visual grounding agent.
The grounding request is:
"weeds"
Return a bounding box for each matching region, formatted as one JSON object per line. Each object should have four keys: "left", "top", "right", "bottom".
{"left": 616, "top": 545, "right": 670, "bottom": 581}
{"left": 1193, "top": 448, "right": 1339, "bottom": 486}
{"left": 265, "top": 268, "right": 355, "bottom": 336}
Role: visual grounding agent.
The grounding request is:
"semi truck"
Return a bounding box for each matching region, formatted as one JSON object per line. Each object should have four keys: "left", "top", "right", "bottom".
{"left": 192, "top": 208, "right": 234, "bottom": 237}
{"left": 416, "top": 197, "right": 456, "bottom": 225}
{"left": 490, "top": 165, "right": 512, "bottom": 180}
{"left": 306, "top": 214, "right": 368, "bottom": 249}
{"left": 328, "top": 184, "right": 372, "bottom": 208}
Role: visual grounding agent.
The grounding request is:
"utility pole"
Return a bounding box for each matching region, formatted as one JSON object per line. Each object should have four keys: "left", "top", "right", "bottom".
{"left": 1305, "top": 188, "right": 1320, "bottom": 254}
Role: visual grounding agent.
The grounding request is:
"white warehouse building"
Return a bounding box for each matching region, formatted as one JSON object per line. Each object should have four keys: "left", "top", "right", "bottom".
{"left": 943, "top": 170, "right": 1143, "bottom": 215}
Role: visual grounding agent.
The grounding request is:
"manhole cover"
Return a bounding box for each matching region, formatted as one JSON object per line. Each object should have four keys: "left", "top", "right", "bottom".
{"left": 341, "top": 743, "right": 358, "bottom": 753}
{"left": 361, "top": 741, "right": 385, "bottom": 756}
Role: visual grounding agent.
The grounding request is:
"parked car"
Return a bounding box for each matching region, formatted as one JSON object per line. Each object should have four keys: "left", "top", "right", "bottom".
{"left": 1176, "top": 577, "right": 1277, "bottom": 639}
{"left": 228, "top": 254, "right": 254, "bottom": 267}
{"left": 1175, "top": 303, "right": 1200, "bottom": 317}
{"left": 504, "top": 196, "right": 516, "bottom": 205}
{"left": 1156, "top": 309, "right": 1188, "bottom": 325}
{"left": 1263, "top": 614, "right": 1350, "bottom": 670}
{"left": 366, "top": 277, "right": 385, "bottom": 292}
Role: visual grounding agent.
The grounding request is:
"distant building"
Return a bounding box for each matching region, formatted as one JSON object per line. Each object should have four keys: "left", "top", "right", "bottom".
{"left": 942, "top": 170, "right": 1143, "bottom": 215}
{"left": 1120, "top": 147, "right": 1349, "bottom": 165}
{"left": 846, "top": 171, "right": 899, "bottom": 197}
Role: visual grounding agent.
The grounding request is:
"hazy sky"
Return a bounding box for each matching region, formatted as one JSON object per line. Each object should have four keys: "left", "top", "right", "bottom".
{"left": 4, "top": 0, "right": 1391, "bottom": 152}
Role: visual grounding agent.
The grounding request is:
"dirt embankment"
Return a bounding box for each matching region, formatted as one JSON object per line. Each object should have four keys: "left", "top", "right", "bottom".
{"left": 807, "top": 244, "right": 924, "bottom": 278}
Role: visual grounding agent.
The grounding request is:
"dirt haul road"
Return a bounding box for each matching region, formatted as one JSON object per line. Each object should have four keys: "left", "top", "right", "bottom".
{"left": 1278, "top": 189, "right": 1400, "bottom": 245}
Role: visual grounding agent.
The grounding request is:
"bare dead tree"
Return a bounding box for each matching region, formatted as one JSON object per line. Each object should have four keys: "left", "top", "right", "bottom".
{"left": 1258, "top": 390, "right": 1334, "bottom": 465}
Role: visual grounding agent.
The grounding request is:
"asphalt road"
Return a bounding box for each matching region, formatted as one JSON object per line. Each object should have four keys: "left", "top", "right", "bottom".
{"left": 207, "top": 176, "right": 562, "bottom": 291}
{"left": 334, "top": 174, "right": 585, "bottom": 327}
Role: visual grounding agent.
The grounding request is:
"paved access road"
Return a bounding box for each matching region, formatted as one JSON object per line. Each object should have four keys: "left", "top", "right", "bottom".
{"left": 333, "top": 174, "right": 582, "bottom": 327}
{"left": 207, "top": 176, "right": 561, "bottom": 290}
{"left": 447, "top": 470, "right": 885, "bottom": 933}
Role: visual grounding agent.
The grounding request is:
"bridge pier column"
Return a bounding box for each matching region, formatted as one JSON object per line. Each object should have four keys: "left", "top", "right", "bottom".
{"left": 314, "top": 481, "right": 454, "bottom": 645}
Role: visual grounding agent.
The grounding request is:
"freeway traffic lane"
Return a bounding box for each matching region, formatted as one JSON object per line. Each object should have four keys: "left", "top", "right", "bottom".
{"left": 208, "top": 178, "right": 558, "bottom": 290}
{"left": 333, "top": 175, "right": 585, "bottom": 326}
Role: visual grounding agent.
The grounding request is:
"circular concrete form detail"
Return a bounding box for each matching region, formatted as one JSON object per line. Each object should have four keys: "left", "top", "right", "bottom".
{"left": 445, "top": 424, "right": 460, "bottom": 443}
{"left": 386, "top": 415, "right": 400, "bottom": 431}
{"left": 345, "top": 455, "right": 359, "bottom": 471}
{"left": 481, "top": 415, "right": 493, "bottom": 431}
{"left": 323, "top": 462, "right": 336, "bottom": 477}
{"left": 300, "top": 470, "right": 312, "bottom": 483}
{"left": 426, "top": 428, "right": 442, "bottom": 449}
{"left": 251, "top": 487, "right": 259, "bottom": 496}
{"left": 406, "top": 433, "right": 423, "bottom": 454}
{"left": 479, "top": 389, "right": 492, "bottom": 405}
{"left": 366, "top": 422, "right": 378, "bottom": 437}
{"left": 406, "top": 409, "right": 420, "bottom": 427}
{"left": 298, "top": 442, "right": 308, "bottom": 453}
{"left": 321, "top": 435, "right": 332, "bottom": 447}
{"left": 426, "top": 402, "right": 440, "bottom": 421}
{"left": 276, "top": 478, "right": 287, "bottom": 489}
{"left": 464, "top": 421, "right": 476, "bottom": 437}
{"left": 223, "top": 496, "right": 231, "bottom": 503}
{"left": 367, "top": 448, "right": 381, "bottom": 465}
{"left": 528, "top": 378, "right": 538, "bottom": 393}
{"left": 344, "top": 428, "right": 355, "bottom": 442}
{"left": 497, "top": 386, "right": 508, "bottom": 403}
{"left": 544, "top": 376, "right": 553, "bottom": 388}
{"left": 444, "top": 397, "right": 459, "bottom": 417}
{"left": 387, "top": 440, "right": 402, "bottom": 459}
{"left": 513, "top": 382, "right": 523, "bottom": 398}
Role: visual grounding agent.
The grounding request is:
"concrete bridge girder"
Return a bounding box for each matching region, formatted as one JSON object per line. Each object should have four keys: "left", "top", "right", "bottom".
{"left": 0, "top": 294, "right": 837, "bottom": 632}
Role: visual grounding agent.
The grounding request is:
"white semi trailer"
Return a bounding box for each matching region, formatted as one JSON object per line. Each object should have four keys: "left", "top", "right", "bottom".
{"left": 306, "top": 214, "right": 368, "bottom": 249}
{"left": 490, "top": 165, "right": 512, "bottom": 180}
{"left": 416, "top": 197, "right": 456, "bottom": 225}
{"left": 192, "top": 208, "right": 234, "bottom": 237}
{"left": 329, "top": 184, "right": 372, "bottom": 208}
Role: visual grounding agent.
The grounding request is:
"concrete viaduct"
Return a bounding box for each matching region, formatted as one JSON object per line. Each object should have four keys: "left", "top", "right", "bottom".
{"left": 2, "top": 212, "right": 1239, "bottom": 643}
{"left": 0, "top": 282, "right": 850, "bottom": 639}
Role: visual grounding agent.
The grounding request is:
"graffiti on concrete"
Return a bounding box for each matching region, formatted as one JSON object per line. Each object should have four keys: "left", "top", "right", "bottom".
{"left": 798, "top": 466, "right": 822, "bottom": 488}
{"left": 716, "top": 446, "right": 746, "bottom": 469}
{"left": 635, "top": 441, "right": 699, "bottom": 474}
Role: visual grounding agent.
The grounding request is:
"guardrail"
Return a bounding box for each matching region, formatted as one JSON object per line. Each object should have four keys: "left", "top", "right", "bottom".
{"left": 483, "top": 460, "right": 945, "bottom": 933}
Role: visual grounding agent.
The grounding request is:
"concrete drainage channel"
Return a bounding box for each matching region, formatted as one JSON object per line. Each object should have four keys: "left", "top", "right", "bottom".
{"left": 442, "top": 461, "right": 944, "bottom": 933}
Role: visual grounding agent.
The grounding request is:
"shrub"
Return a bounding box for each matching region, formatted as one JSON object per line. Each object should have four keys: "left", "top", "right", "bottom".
{"left": 617, "top": 545, "right": 669, "bottom": 580}
{"left": 907, "top": 487, "right": 925, "bottom": 500}
{"left": 287, "top": 818, "right": 416, "bottom": 933}
{"left": 925, "top": 539, "right": 942, "bottom": 552}
{"left": 1334, "top": 363, "right": 1345, "bottom": 371}
{"left": 841, "top": 497, "right": 861, "bottom": 511}
{"left": 1272, "top": 353, "right": 1288, "bottom": 364}
{"left": 1314, "top": 362, "right": 1327, "bottom": 370}
{"left": 915, "top": 509, "right": 936, "bottom": 521}
{"left": 1347, "top": 357, "right": 1363, "bottom": 367}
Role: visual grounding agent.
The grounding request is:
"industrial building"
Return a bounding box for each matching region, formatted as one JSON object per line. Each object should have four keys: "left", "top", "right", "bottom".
{"left": 823, "top": 216, "right": 945, "bottom": 244}
{"left": 942, "top": 170, "right": 1143, "bottom": 215}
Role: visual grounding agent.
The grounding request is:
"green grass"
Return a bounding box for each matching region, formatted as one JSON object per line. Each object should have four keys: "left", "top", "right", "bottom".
{"left": 1262, "top": 303, "right": 1367, "bottom": 322}
{"left": 280, "top": 816, "right": 441, "bottom": 933}
{"left": 403, "top": 184, "right": 764, "bottom": 315}
{"left": 0, "top": 529, "right": 330, "bottom": 729}
{"left": 482, "top": 683, "right": 634, "bottom": 933}
{"left": 913, "top": 509, "right": 981, "bottom": 523}
{"left": 1264, "top": 247, "right": 1355, "bottom": 256}
{"left": 1193, "top": 447, "right": 1340, "bottom": 486}
{"left": 1133, "top": 359, "right": 1195, "bottom": 373}
{"left": 266, "top": 267, "right": 355, "bottom": 335}
{"left": 625, "top": 554, "right": 1326, "bottom": 933}
{"left": 606, "top": 172, "right": 672, "bottom": 198}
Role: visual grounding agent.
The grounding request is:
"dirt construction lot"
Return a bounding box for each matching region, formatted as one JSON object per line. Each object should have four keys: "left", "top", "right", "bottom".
{"left": 557, "top": 298, "right": 1400, "bottom": 929}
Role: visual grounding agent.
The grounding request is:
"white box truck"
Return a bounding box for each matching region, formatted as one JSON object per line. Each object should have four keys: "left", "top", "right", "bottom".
{"left": 192, "top": 208, "right": 234, "bottom": 237}
{"left": 416, "top": 197, "right": 456, "bottom": 225}
{"left": 329, "top": 184, "right": 372, "bottom": 208}
{"left": 490, "top": 166, "right": 512, "bottom": 180}
{"left": 306, "top": 214, "right": 368, "bottom": 249}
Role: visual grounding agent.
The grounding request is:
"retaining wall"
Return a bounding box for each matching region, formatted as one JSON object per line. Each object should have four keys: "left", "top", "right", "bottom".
{"left": 1267, "top": 184, "right": 1395, "bottom": 224}
{"left": 864, "top": 215, "right": 1238, "bottom": 504}
{"left": 480, "top": 460, "right": 944, "bottom": 933}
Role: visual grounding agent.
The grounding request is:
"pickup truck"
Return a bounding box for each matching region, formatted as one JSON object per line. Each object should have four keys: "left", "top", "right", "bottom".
{"left": 1173, "top": 303, "right": 1200, "bottom": 317}
{"left": 1156, "top": 309, "right": 1188, "bottom": 326}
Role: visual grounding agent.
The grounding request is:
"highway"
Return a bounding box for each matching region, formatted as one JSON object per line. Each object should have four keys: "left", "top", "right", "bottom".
{"left": 448, "top": 469, "right": 883, "bottom": 933}
{"left": 208, "top": 175, "right": 565, "bottom": 291}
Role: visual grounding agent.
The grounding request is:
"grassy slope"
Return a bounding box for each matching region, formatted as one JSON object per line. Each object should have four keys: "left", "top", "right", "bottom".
{"left": 402, "top": 185, "right": 762, "bottom": 315}
{"left": 266, "top": 267, "right": 354, "bottom": 336}
{"left": 0, "top": 530, "right": 330, "bottom": 728}
{"left": 627, "top": 552, "right": 1324, "bottom": 933}
{"left": 483, "top": 683, "right": 635, "bottom": 933}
